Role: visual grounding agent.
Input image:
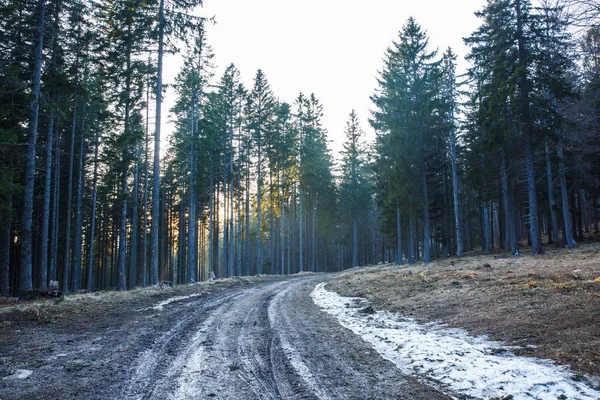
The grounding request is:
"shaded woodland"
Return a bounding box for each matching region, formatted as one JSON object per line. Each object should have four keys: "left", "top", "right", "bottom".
{"left": 1, "top": 0, "right": 600, "bottom": 296}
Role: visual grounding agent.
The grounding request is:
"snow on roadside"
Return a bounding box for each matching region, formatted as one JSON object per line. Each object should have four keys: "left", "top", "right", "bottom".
{"left": 311, "top": 282, "right": 600, "bottom": 400}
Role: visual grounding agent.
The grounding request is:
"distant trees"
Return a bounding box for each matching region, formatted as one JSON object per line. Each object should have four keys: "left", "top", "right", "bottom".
{"left": 371, "top": 17, "right": 445, "bottom": 264}
{"left": 339, "top": 111, "right": 371, "bottom": 267}
{"left": 371, "top": 3, "right": 600, "bottom": 264}
{"left": 3, "top": 0, "right": 600, "bottom": 296}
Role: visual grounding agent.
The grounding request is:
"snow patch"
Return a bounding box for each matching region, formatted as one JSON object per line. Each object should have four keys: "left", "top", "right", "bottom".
{"left": 311, "top": 282, "right": 600, "bottom": 400}
{"left": 3, "top": 369, "right": 33, "bottom": 380}
{"left": 152, "top": 293, "right": 203, "bottom": 310}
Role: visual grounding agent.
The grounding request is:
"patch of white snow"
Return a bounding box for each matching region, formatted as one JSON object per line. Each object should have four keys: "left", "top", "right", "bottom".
{"left": 311, "top": 282, "right": 600, "bottom": 400}
{"left": 152, "top": 293, "right": 203, "bottom": 310}
{"left": 3, "top": 369, "right": 33, "bottom": 380}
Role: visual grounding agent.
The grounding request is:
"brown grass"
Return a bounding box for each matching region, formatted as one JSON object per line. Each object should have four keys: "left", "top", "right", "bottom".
{"left": 327, "top": 243, "right": 600, "bottom": 376}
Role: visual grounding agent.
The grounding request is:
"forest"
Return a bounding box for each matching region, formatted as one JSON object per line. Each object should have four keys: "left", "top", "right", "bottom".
{"left": 1, "top": 0, "right": 599, "bottom": 296}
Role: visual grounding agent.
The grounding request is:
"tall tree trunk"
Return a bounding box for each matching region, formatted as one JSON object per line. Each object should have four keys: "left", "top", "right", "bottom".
{"left": 442, "top": 163, "right": 450, "bottom": 257}
{"left": 118, "top": 158, "right": 128, "bottom": 291}
{"left": 516, "top": 0, "right": 542, "bottom": 255}
{"left": 0, "top": 184, "right": 12, "bottom": 296}
{"left": 208, "top": 161, "right": 214, "bottom": 278}
{"left": 178, "top": 198, "right": 185, "bottom": 284}
{"left": 421, "top": 166, "right": 431, "bottom": 263}
{"left": 50, "top": 133, "right": 61, "bottom": 282}
{"left": 222, "top": 169, "right": 228, "bottom": 276}
{"left": 450, "top": 127, "right": 462, "bottom": 257}
{"left": 256, "top": 139, "right": 262, "bottom": 274}
{"left": 509, "top": 182, "right": 519, "bottom": 254}
{"left": 130, "top": 144, "right": 139, "bottom": 288}
{"left": 63, "top": 104, "right": 78, "bottom": 294}
{"left": 396, "top": 201, "right": 403, "bottom": 265}
{"left": 545, "top": 140, "right": 559, "bottom": 244}
{"left": 87, "top": 129, "right": 99, "bottom": 291}
{"left": 244, "top": 152, "right": 250, "bottom": 276}
{"left": 72, "top": 106, "right": 86, "bottom": 291}
{"left": 281, "top": 170, "right": 285, "bottom": 274}
{"left": 483, "top": 201, "right": 491, "bottom": 254}
{"left": 311, "top": 202, "right": 316, "bottom": 272}
{"left": 409, "top": 215, "right": 416, "bottom": 264}
{"left": 187, "top": 100, "right": 197, "bottom": 283}
{"left": 150, "top": 0, "right": 165, "bottom": 285}
{"left": 142, "top": 56, "right": 151, "bottom": 287}
{"left": 299, "top": 184, "right": 303, "bottom": 272}
{"left": 237, "top": 183, "right": 242, "bottom": 276}
{"left": 39, "top": 111, "right": 54, "bottom": 291}
{"left": 557, "top": 139, "right": 576, "bottom": 247}
{"left": 501, "top": 154, "right": 512, "bottom": 252}
{"left": 20, "top": 0, "right": 45, "bottom": 292}
{"left": 228, "top": 127, "right": 234, "bottom": 277}
{"left": 525, "top": 133, "right": 542, "bottom": 254}
{"left": 352, "top": 217, "right": 358, "bottom": 267}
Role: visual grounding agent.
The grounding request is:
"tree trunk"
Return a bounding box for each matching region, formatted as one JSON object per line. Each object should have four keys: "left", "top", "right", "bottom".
{"left": 421, "top": 166, "right": 431, "bottom": 262}
{"left": 0, "top": 187, "right": 12, "bottom": 296}
{"left": 142, "top": 60, "right": 151, "bottom": 287}
{"left": 311, "top": 202, "right": 316, "bottom": 272}
{"left": 72, "top": 106, "right": 86, "bottom": 291}
{"left": 352, "top": 217, "right": 358, "bottom": 267}
{"left": 150, "top": 0, "right": 165, "bottom": 285}
{"left": 118, "top": 158, "right": 128, "bottom": 291}
{"left": 450, "top": 127, "right": 462, "bottom": 257}
{"left": 524, "top": 133, "right": 542, "bottom": 254}
{"left": 545, "top": 140, "right": 559, "bottom": 244}
{"left": 442, "top": 163, "right": 450, "bottom": 257}
{"left": 39, "top": 110, "right": 54, "bottom": 291}
{"left": 130, "top": 144, "right": 139, "bottom": 288}
{"left": 409, "top": 215, "right": 416, "bottom": 264}
{"left": 63, "top": 104, "right": 78, "bottom": 294}
{"left": 281, "top": 170, "right": 285, "bottom": 274}
{"left": 228, "top": 128, "right": 234, "bottom": 277}
{"left": 501, "top": 154, "right": 512, "bottom": 252}
{"left": 483, "top": 201, "right": 491, "bottom": 254}
{"left": 245, "top": 151, "right": 250, "bottom": 276}
{"left": 208, "top": 161, "right": 214, "bottom": 277}
{"left": 237, "top": 182, "right": 242, "bottom": 276}
{"left": 396, "top": 200, "right": 403, "bottom": 265}
{"left": 299, "top": 181, "right": 303, "bottom": 272}
{"left": 20, "top": 0, "right": 46, "bottom": 292}
{"left": 187, "top": 100, "right": 197, "bottom": 283}
{"left": 516, "top": 0, "right": 542, "bottom": 255}
{"left": 87, "top": 129, "right": 99, "bottom": 291}
{"left": 256, "top": 138, "right": 262, "bottom": 274}
{"left": 50, "top": 133, "right": 61, "bottom": 282}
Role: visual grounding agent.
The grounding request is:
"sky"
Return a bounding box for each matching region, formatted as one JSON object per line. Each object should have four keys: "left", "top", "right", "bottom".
{"left": 163, "top": 0, "right": 487, "bottom": 159}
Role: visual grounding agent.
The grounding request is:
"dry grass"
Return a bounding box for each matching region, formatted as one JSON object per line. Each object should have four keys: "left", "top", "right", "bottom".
{"left": 327, "top": 243, "right": 600, "bottom": 376}
{"left": 0, "top": 275, "right": 271, "bottom": 323}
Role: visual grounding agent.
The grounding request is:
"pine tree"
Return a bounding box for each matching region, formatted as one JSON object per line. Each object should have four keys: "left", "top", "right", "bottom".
{"left": 246, "top": 70, "right": 276, "bottom": 275}
{"left": 371, "top": 17, "right": 441, "bottom": 263}
{"left": 339, "top": 110, "right": 370, "bottom": 267}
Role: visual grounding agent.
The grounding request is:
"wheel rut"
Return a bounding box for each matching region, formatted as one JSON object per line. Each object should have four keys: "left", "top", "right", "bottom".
{"left": 122, "top": 276, "right": 451, "bottom": 400}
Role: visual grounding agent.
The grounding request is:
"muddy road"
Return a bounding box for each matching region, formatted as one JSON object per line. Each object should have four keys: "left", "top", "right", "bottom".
{"left": 2, "top": 275, "right": 448, "bottom": 399}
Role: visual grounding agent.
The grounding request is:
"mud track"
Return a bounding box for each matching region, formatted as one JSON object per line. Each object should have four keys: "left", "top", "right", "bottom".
{"left": 2, "top": 276, "right": 448, "bottom": 399}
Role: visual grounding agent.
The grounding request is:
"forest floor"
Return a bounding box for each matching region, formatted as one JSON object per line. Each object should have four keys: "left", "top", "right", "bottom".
{"left": 1, "top": 243, "right": 600, "bottom": 399}
{"left": 327, "top": 241, "right": 600, "bottom": 379}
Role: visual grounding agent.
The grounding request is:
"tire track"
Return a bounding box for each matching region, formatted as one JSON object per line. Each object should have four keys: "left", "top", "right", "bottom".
{"left": 121, "top": 276, "right": 450, "bottom": 400}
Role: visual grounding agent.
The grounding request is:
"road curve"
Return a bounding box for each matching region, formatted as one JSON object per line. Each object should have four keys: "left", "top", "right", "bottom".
{"left": 122, "top": 276, "right": 450, "bottom": 400}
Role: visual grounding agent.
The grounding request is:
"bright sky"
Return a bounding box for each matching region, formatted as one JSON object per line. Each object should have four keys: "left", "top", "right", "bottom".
{"left": 164, "top": 0, "right": 486, "bottom": 160}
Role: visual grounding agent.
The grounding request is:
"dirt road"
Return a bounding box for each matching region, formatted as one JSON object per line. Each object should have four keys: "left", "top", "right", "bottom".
{"left": 1, "top": 275, "right": 448, "bottom": 400}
